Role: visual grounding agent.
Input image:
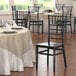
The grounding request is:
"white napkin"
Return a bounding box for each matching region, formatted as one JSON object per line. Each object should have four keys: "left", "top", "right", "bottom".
{"left": 55, "top": 8, "right": 57, "bottom": 13}
{"left": 12, "top": 20, "right": 23, "bottom": 29}
{"left": 4, "top": 22, "right": 11, "bottom": 31}
{"left": 12, "top": 20, "right": 18, "bottom": 27}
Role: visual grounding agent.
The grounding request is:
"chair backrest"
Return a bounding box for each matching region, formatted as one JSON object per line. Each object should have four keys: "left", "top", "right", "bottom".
{"left": 48, "top": 15, "right": 67, "bottom": 45}
{"left": 11, "top": 5, "right": 16, "bottom": 11}
{"left": 11, "top": 6, "right": 29, "bottom": 27}
{"left": 28, "top": 6, "right": 40, "bottom": 21}
{"left": 14, "top": 11, "right": 29, "bottom": 27}
{"left": 11, "top": 5, "right": 17, "bottom": 20}
{"left": 16, "top": 11, "right": 27, "bottom": 19}
{"left": 56, "top": 4, "right": 64, "bottom": 11}
{"left": 62, "top": 6, "right": 73, "bottom": 18}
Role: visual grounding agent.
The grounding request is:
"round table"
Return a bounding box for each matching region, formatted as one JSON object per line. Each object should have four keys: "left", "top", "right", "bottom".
{"left": 0, "top": 27, "right": 35, "bottom": 75}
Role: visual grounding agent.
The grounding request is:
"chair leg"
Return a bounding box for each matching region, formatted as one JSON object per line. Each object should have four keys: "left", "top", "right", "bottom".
{"left": 29, "top": 22, "right": 30, "bottom": 30}
{"left": 47, "top": 48, "right": 49, "bottom": 68}
{"left": 56, "top": 25, "right": 58, "bottom": 33}
{"left": 36, "top": 46, "right": 38, "bottom": 70}
{"left": 65, "top": 24, "right": 67, "bottom": 32}
{"left": 70, "top": 22, "right": 72, "bottom": 33}
{"left": 38, "top": 25, "right": 40, "bottom": 34}
{"left": 42, "top": 22, "right": 43, "bottom": 34}
{"left": 74, "top": 24, "right": 76, "bottom": 32}
{"left": 53, "top": 49, "right": 56, "bottom": 72}
{"left": 74, "top": 18, "right": 76, "bottom": 32}
{"left": 32, "top": 24, "right": 34, "bottom": 32}
{"left": 62, "top": 46, "right": 67, "bottom": 68}
{"left": 74, "top": 19, "right": 75, "bottom": 32}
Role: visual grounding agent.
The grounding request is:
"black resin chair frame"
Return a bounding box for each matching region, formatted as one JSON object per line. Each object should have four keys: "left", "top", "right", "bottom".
{"left": 28, "top": 6, "right": 44, "bottom": 34}
{"left": 62, "top": 6, "right": 73, "bottom": 33}
{"left": 36, "top": 15, "right": 67, "bottom": 72}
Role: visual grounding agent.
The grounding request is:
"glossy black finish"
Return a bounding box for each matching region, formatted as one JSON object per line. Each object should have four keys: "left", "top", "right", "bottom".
{"left": 36, "top": 15, "right": 67, "bottom": 72}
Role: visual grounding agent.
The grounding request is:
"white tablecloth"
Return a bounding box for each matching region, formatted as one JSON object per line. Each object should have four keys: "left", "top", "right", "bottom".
{"left": 0, "top": 27, "right": 35, "bottom": 75}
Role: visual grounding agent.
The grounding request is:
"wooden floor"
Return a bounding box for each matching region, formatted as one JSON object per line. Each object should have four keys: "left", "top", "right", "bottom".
{"left": 1, "top": 32, "right": 76, "bottom": 76}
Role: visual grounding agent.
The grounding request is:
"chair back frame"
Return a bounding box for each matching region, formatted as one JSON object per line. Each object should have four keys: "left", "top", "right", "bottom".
{"left": 62, "top": 6, "right": 73, "bottom": 18}
{"left": 48, "top": 15, "right": 67, "bottom": 46}
{"left": 56, "top": 4, "right": 64, "bottom": 11}
{"left": 28, "top": 6, "right": 40, "bottom": 21}
{"left": 14, "top": 10, "right": 29, "bottom": 27}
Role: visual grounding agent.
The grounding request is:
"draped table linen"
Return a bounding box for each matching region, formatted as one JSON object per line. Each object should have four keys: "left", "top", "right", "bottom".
{"left": 0, "top": 27, "right": 35, "bottom": 75}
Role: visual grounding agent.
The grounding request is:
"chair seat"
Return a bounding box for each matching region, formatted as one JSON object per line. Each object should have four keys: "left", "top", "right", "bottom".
{"left": 36, "top": 42, "right": 62, "bottom": 48}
